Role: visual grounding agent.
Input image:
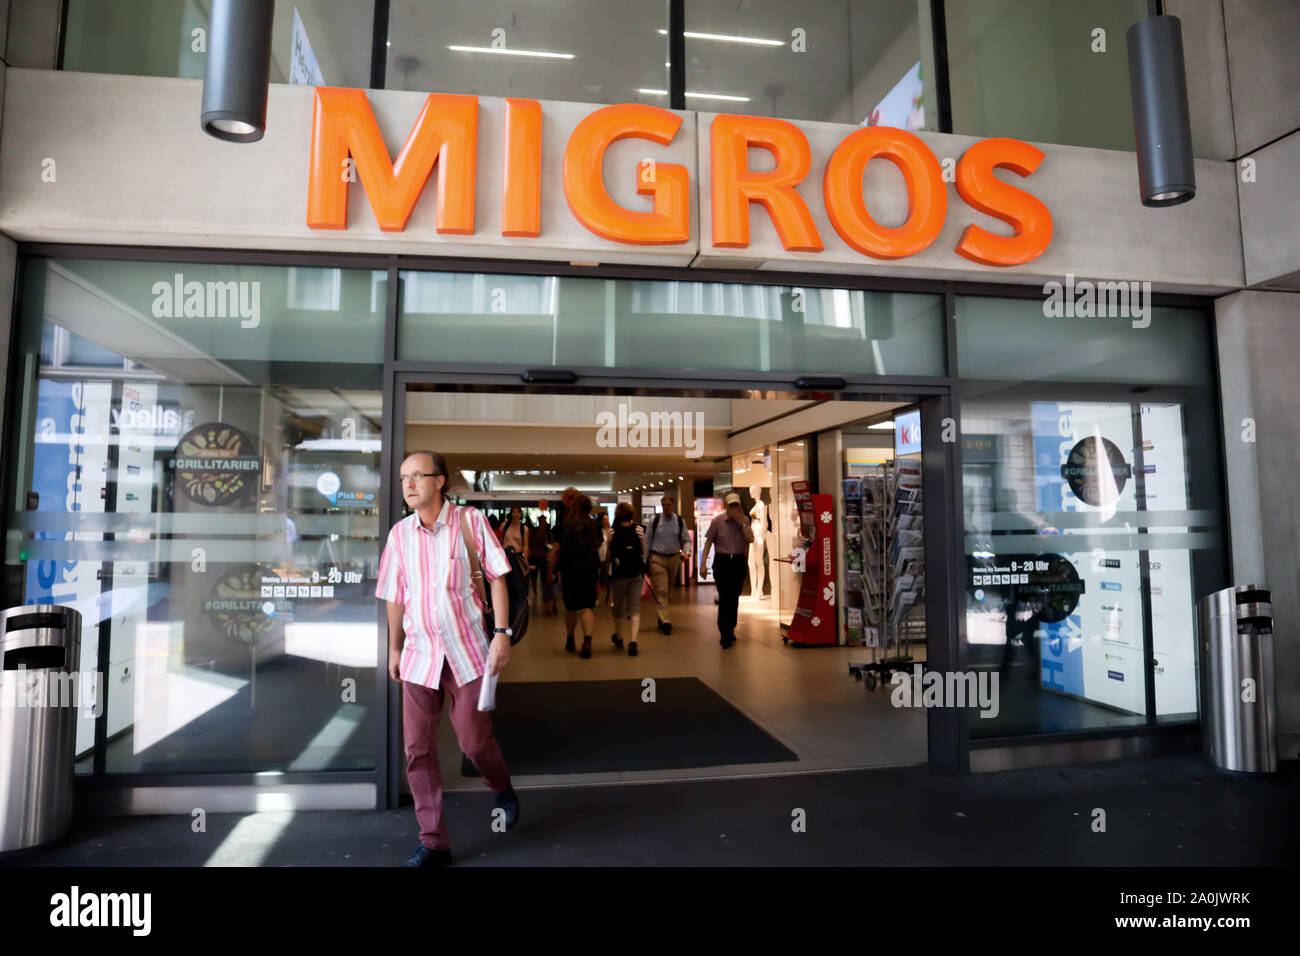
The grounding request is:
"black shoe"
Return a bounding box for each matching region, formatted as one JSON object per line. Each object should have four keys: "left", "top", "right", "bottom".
{"left": 663, "top": 623, "right": 672, "bottom": 635}
{"left": 628, "top": 640, "right": 638, "bottom": 657}
{"left": 565, "top": 634, "right": 575, "bottom": 653}
{"left": 403, "top": 845, "right": 452, "bottom": 867}
{"left": 580, "top": 638, "right": 592, "bottom": 659}
{"left": 494, "top": 786, "right": 520, "bottom": 829}
{"left": 611, "top": 632, "right": 623, "bottom": 649}
{"left": 658, "top": 620, "right": 668, "bottom": 634}
{"left": 720, "top": 634, "right": 735, "bottom": 648}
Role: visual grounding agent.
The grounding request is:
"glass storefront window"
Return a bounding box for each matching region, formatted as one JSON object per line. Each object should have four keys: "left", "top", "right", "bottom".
{"left": 686, "top": 0, "right": 937, "bottom": 127}
{"left": 944, "top": 0, "right": 1148, "bottom": 151}
{"left": 7, "top": 258, "right": 385, "bottom": 774}
{"left": 62, "top": 0, "right": 373, "bottom": 86}
{"left": 385, "top": 0, "right": 669, "bottom": 105}
{"left": 398, "top": 271, "right": 945, "bottom": 376}
{"left": 956, "top": 295, "right": 1214, "bottom": 386}
{"left": 958, "top": 297, "right": 1227, "bottom": 738}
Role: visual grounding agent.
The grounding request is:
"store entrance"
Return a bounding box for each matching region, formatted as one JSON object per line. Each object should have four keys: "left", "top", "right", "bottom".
{"left": 387, "top": 382, "right": 938, "bottom": 793}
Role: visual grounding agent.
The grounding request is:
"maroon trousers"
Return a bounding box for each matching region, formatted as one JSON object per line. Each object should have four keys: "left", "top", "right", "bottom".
{"left": 402, "top": 660, "right": 511, "bottom": 851}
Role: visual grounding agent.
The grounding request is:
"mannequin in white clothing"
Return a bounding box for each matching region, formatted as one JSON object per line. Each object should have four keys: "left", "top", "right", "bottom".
{"left": 747, "top": 484, "right": 768, "bottom": 599}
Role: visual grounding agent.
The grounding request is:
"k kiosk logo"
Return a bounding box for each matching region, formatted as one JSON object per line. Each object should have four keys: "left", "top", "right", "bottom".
{"left": 305, "top": 90, "right": 1053, "bottom": 267}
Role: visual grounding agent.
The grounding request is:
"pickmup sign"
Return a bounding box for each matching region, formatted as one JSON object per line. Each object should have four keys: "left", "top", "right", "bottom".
{"left": 306, "top": 90, "right": 1051, "bottom": 267}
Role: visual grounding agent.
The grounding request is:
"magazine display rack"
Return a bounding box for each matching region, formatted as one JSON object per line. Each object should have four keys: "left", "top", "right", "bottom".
{"left": 843, "top": 459, "right": 925, "bottom": 690}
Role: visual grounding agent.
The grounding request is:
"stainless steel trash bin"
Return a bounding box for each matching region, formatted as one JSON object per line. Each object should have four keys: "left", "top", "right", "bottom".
{"left": 1198, "top": 585, "right": 1277, "bottom": 774}
{"left": 0, "top": 605, "right": 82, "bottom": 852}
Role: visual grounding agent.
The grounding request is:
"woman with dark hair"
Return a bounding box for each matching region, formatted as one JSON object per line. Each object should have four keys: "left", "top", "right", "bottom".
{"left": 605, "top": 502, "right": 647, "bottom": 656}
{"left": 549, "top": 494, "right": 607, "bottom": 658}
{"left": 527, "top": 514, "right": 556, "bottom": 612}
{"left": 499, "top": 505, "right": 531, "bottom": 557}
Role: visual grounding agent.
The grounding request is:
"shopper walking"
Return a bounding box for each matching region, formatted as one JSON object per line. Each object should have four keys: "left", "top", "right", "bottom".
{"left": 499, "top": 505, "right": 531, "bottom": 557}
{"left": 598, "top": 512, "right": 614, "bottom": 607}
{"left": 700, "top": 492, "right": 754, "bottom": 649}
{"left": 550, "top": 494, "right": 607, "bottom": 658}
{"left": 376, "top": 451, "right": 520, "bottom": 867}
{"left": 527, "top": 515, "right": 556, "bottom": 611}
{"left": 605, "top": 502, "right": 647, "bottom": 656}
{"left": 644, "top": 494, "right": 692, "bottom": 634}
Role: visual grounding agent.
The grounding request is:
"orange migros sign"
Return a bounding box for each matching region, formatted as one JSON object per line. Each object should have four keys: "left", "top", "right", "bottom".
{"left": 306, "top": 88, "right": 1052, "bottom": 267}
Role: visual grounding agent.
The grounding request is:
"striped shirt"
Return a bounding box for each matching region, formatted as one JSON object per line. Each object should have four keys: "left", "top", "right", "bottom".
{"left": 375, "top": 503, "right": 512, "bottom": 689}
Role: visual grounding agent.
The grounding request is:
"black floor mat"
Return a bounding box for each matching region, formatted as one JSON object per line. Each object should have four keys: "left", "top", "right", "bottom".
{"left": 460, "top": 677, "right": 798, "bottom": 776}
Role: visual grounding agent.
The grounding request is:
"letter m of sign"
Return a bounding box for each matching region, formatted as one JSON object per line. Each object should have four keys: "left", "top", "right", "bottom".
{"left": 307, "top": 88, "right": 478, "bottom": 233}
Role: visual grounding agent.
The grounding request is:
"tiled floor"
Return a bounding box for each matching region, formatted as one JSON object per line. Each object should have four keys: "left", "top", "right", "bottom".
{"left": 432, "top": 584, "right": 928, "bottom": 792}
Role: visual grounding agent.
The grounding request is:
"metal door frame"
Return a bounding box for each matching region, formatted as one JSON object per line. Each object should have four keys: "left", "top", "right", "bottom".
{"left": 380, "top": 366, "right": 966, "bottom": 808}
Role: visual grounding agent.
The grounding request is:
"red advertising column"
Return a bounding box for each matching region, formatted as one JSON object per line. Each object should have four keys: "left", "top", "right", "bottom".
{"left": 787, "top": 481, "right": 837, "bottom": 646}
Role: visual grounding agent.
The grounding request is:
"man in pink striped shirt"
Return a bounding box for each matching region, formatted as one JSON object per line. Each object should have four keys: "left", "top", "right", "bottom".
{"left": 376, "top": 450, "right": 519, "bottom": 867}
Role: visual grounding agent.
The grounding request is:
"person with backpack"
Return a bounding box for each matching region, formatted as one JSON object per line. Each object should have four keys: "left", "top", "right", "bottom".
{"left": 376, "top": 450, "right": 519, "bottom": 867}
{"left": 550, "top": 493, "right": 608, "bottom": 659}
{"left": 604, "top": 502, "right": 647, "bottom": 656}
{"left": 643, "top": 494, "right": 692, "bottom": 634}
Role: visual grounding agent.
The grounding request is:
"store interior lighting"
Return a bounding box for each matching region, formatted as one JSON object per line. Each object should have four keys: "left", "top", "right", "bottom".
{"left": 447, "top": 45, "right": 575, "bottom": 59}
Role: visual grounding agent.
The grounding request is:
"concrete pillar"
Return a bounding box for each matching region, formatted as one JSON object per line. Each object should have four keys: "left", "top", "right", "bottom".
{"left": 1215, "top": 289, "right": 1300, "bottom": 760}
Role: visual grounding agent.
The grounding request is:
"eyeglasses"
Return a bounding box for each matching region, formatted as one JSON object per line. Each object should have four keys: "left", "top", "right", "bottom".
{"left": 399, "top": 473, "right": 438, "bottom": 485}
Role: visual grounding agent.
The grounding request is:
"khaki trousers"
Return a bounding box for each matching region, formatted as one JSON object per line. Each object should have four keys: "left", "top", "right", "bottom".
{"left": 648, "top": 552, "right": 682, "bottom": 624}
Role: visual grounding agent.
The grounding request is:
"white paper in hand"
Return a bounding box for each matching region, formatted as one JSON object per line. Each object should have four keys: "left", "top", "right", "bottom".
{"left": 477, "top": 671, "right": 499, "bottom": 712}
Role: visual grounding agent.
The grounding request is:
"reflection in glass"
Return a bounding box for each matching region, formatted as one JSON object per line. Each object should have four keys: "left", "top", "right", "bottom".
{"left": 62, "top": 0, "right": 374, "bottom": 86}
{"left": 399, "top": 271, "right": 944, "bottom": 376}
{"left": 686, "top": 0, "right": 935, "bottom": 127}
{"left": 945, "top": 0, "right": 1148, "bottom": 150}
{"left": 9, "top": 259, "right": 384, "bottom": 774}
{"left": 962, "top": 397, "right": 1218, "bottom": 738}
{"left": 387, "top": 0, "right": 668, "bottom": 105}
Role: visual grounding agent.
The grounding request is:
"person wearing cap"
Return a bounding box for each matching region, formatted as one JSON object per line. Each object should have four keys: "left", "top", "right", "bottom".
{"left": 700, "top": 492, "right": 755, "bottom": 649}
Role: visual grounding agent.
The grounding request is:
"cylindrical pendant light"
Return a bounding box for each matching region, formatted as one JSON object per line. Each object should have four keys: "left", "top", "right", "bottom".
{"left": 201, "top": 0, "right": 276, "bottom": 143}
{"left": 1126, "top": 13, "right": 1196, "bottom": 206}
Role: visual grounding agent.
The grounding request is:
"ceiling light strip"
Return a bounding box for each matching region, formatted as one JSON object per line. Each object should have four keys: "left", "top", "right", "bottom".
{"left": 447, "top": 45, "right": 575, "bottom": 59}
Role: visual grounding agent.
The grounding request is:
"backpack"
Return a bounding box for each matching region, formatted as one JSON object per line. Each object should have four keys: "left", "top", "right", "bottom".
{"left": 460, "top": 507, "right": 529, "bottom": 645}
{"left": 610, "top": 524, "right": 645, "bottom": 577}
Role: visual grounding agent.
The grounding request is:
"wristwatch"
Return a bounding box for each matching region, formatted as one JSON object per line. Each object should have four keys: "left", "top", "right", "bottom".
{"left": 494, "top": 627, "right": 512, "bottom": 638}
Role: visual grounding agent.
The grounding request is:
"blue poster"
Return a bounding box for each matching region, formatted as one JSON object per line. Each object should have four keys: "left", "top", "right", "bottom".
{"left": 1030, "top": 401, "right": 1084, "bottom": 697}
{"left": 26, "top": 380, "right": 83, "bottom": 606}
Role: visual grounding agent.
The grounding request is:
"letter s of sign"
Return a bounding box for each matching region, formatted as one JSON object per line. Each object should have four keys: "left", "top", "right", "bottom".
{"left": 563, "top": 104, "right": 689, "bottom": 245}
{"left": 954, "top": 138, "right": 1053, "bottom": 266}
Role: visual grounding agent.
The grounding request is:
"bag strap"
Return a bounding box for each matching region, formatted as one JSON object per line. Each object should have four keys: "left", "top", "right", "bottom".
{"left": 459, "top": 507, "right": 488, "bottom": 608}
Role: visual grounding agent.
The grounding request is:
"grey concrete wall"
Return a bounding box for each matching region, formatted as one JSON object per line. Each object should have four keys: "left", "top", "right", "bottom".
{"left": 1237, "top": 130, "right": 1300, "bottom": 288}
{"left": 0, "top": 69, "right": 1248, "bottom": 290}
{"left": 5, "top": 0, "right": 58, "bottom": 69}
{"left": 1222, "top": 0, "right": 1300, "bottom": 156}
{"left": 1214, "top": 290, "right": 1300, "bottom": 759}
{"left": 1164, "top": 0, "right": 1236, "bottom": 160}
